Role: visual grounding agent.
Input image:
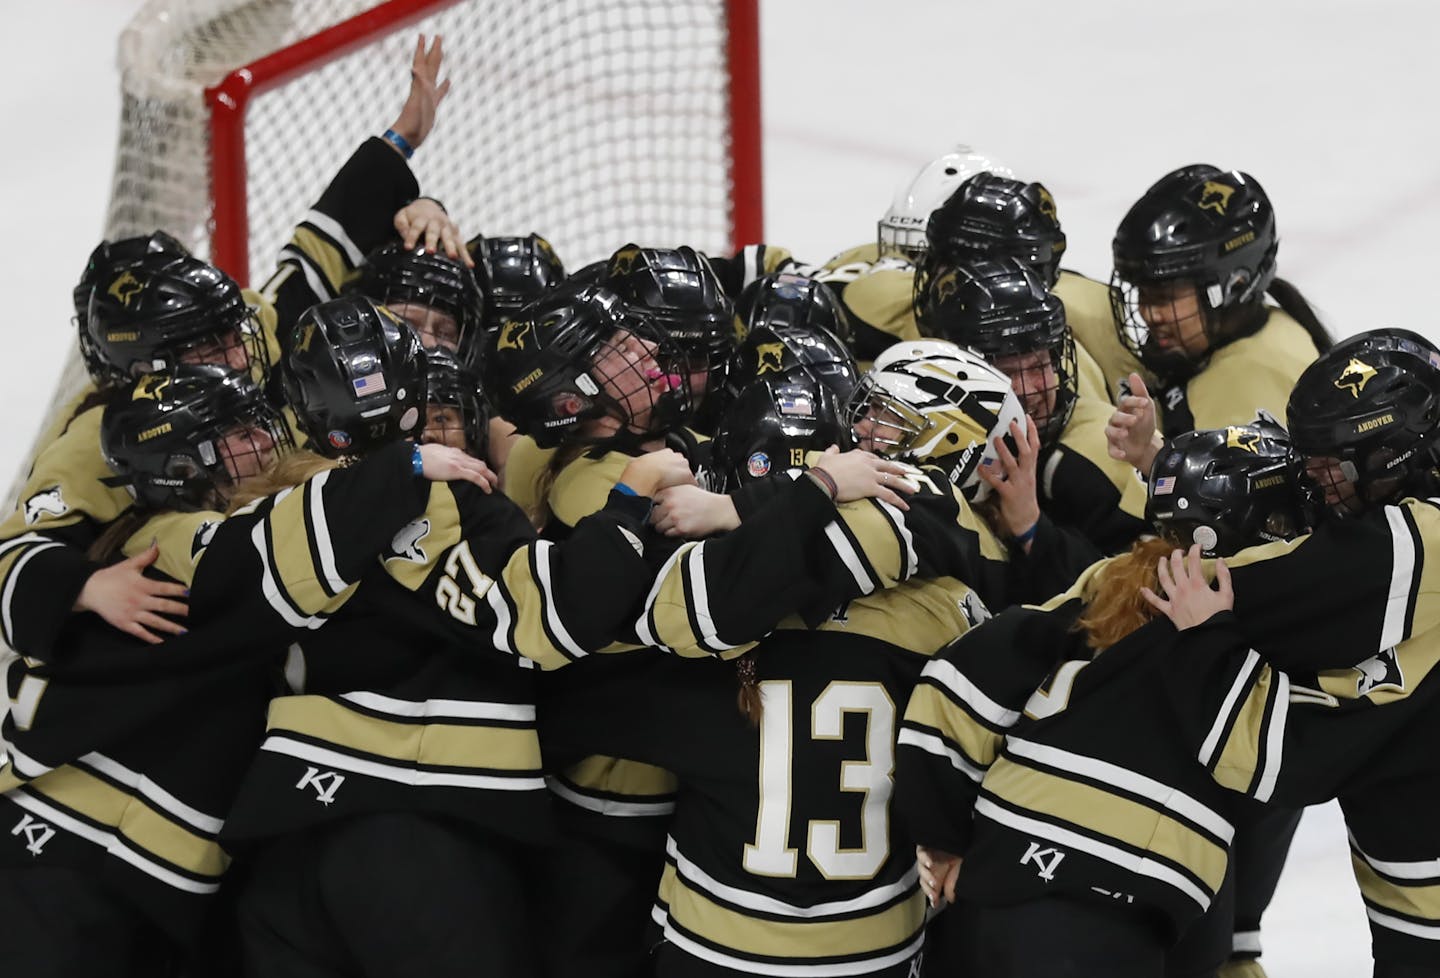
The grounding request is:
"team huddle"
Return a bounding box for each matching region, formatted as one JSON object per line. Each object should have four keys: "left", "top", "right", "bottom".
{"left": 4, "top": 36, "right": 1440, "bottom": 978}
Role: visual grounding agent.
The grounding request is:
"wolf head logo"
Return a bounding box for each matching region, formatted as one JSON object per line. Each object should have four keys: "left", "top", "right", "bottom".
{"left": 1225, "top": 427, "right": 1260, "bottom": 453}
{"left": 754, "top": 342, "right": 787, "bottom": 375}
{"left": 498, "top": 319, "right": 533, "bottom": 351}
{"left": 1197, "top": 181, "right": 1236, "bottom": 216}
{"left": 1334, "top": 357, "right": 1378, "bottom": 399}
{"left": 23, "top": 486, "right": 67, "bottom": 526}
{"left": 387, "top": 518, "right": 432, "bottom": 564}
{"left": 107, "top": 270, "right": 144, "bottom": 307}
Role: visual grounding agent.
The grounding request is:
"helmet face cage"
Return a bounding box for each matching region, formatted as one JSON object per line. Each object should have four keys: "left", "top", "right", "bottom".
{"left": 1145, "top": 418, "right": 1306, "bottom": 556}
{"left": 923, "top": 174, "right": 1067, "bottom": 288}
{"left": 423, "top": 348, "right": 491, "bottom": 458}
{"left": 849, "top": 343, "right": 1025, "bottom": 498}
{"left": 88, "top": 254, "right": 272, "bottom": 386}
{"left": 712, "top": 377, "right": 852, "bottom": 494}
{"left": 914, "top": 259, "right": 1076, "bottom": 446}
{"left": 359, "top": 245, "right": 488, "bottom": 370}
{"left": 1286, "top": 331, "right": 1440, "bottom": 520}
{"left": 584, "top": 313, "right": 693, "bottom": 441}
{"left": 103, "top": 366, "right": 292, "bottom": 512}
{"left": 877, "top": 149, "right": 1015, "bottom": 261}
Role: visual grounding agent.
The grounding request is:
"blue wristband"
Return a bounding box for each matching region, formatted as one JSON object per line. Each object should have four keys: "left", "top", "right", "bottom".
{"left": 1014, "top": 521, "right": 1039, "bottom": 546}
{"left": 411, "top": 444, "right": 425, "bottom": 477}
{"left": 383, "top": 128, "right": 415, "bottom": 160}
{"left": 614, "top": 482, "right": 640, "bottom": 497}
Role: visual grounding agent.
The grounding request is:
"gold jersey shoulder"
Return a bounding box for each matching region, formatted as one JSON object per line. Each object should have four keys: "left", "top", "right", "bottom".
{"left": 1054, "top": 270, "right": 1147, "bottom": 403}
{"left": 1186, "top": 309, "right": 1319, "bottom": 429}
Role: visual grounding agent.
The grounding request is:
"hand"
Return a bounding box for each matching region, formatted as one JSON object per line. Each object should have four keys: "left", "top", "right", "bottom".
{"left": 810, "top": 445, "right": 916, "bottom": 510}
{"left": 975, "top": 417, "right": 1042, "bottom": 549}
{"left": 1105, "top": 371, "right": 1163, "bottom": 475}
{"left": 394, "top": 198, "right": 472, "bottom": 266}
{"left": 651, "top": 485, "right": 740, "bottom": 538}
{"left": 917, "top": 845, "right": 961, "bottom": 909}
{"left": 620, "top": 449, "right": 697, "bottom": 498}
{"left": 1141, "top": 544, "right": 1234, "bottom": 629}
{"left": 388, "top": 34, "right": 451, "bottom": 154}
{"left": 73, "top": 541, "right": 188, "bottom": 645}
{"left": 419, "top": 443, "right": 498, "bottom": 491}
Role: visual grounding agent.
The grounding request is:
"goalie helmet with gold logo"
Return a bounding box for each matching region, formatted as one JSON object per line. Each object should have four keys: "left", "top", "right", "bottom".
{"left": 849, "top": 339, "right": 1025, "bottom": 501}
{"left": 1285, "top": 328, "right": 1440, "bottom": 519}
{"left": 101, "top": 363, "right": 290, "bottom": 511}
{"left": 1145, "top": 414, "right": 1306, "bottom": 557}
{"left": 281, "top": 296, "right": 428, "bottom": 459}
{"left": 1110, "top": 164, "right": 1278, "bottom": 380}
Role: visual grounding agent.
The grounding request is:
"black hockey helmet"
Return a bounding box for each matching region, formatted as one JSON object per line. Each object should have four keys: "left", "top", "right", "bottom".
{"left": 914, "top": 257, "right": 1077, "bottom": 446}
{"left": 101, "top": 363, "right": 290, "bottom": 511}
{"left": 422, "top": 346, "right": 491, "bottom": 458}
{"left": 735, "top": 272, "right": 856, "bottom": 351}
{"left": 1145, "top": 414, "right": 1306, "bottom": 557}
{"left": 356, "top": 241, "right": 489, "bottom": 370}
{"left": 606, "top": 244, "right": 736, "bottom": 383}
{"left": 922, "top": 173, "right": 1068, "bottom": 288}
{"left": 1285, "top": 328, "right": 1440, "bottom": 519}
{"left": 487, "top": 282, "right": 691, "bottom": 448}
{"left": 710, "top": 373, "right": 853, "bottom": 494}
{"left": 88, "top": 252, "right": 270, "bottom": 382}
{"left": 710, "top": 321, "right": 860, "bottom": 426}
{"left": 473, "top": 233, "right": 566, "bottom": 330}
{"left": 1110, "top": 164, "right": 1278, "bottom": 379}
{"left": 281, "top": 296, "right": 428, "bottom": 459}
{"left": 74, "top": 231, "right": 191, "bottom": 386}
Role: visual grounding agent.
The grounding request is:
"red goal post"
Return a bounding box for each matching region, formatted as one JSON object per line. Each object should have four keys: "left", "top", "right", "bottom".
{"left": 111, "top": 0, "right": 764, "bottom": 287}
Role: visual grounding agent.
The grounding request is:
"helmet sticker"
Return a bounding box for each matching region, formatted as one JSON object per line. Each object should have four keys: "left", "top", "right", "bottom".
{"left": 746, "top": 452, "right": 771, "bottom": 478}
{"left": 1334, "top": 357, "right": 1377, "bottom": 398}
{"left": 399, "top": 406, "right": 420, "bottom": 433}
{"left": 575, "top": 373, "right": 600, "bottom": 396}
{"left": 353, "top": 372, "right": 388, "bottom": 396}
{"left": 1192, "top": 525, "right": 1219, "bottom": 552}
{"left": 327, "top": 430, "right": 352, "bottom": 449}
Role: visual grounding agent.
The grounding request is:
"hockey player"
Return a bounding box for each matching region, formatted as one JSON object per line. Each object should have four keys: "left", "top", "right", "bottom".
{"left": 0, "top": 362, "right": 494, "bottom": 976}
{"left": 537, "top": 371, "right": 1013, "bottom": 977}
{"left": 895, "top": 416, "right": 1308, "bottom": 978}
{"left": 915, "top": 257, "right": 1150, "bottom": 555}
{"left": 1105, "top": 164, "right": 1333, "bottom": 475}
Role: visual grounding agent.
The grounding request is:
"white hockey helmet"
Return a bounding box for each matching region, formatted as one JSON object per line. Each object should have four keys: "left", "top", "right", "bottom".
{"left": 852, "top": 339, "right": 1024, "bottom": 501}
{"left": 877, "top": 147, "right": 1014, "bottom": 260}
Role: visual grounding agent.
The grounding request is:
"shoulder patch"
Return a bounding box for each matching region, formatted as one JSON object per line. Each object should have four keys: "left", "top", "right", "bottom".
{"left": 191, "top": 519, "right": 220, "bottom": 559}
{"left": 387, "top": 518, "right": 432, "bottom": 564}
{"left": 23, "top": 486, "right": 68, "bottom": 525}
{"left": 1355, "top": 647, "right": 1404, "bottom": 697}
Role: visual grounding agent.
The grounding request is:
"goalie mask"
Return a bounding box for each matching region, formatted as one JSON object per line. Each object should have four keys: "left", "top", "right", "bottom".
{"left": 849, "top": 339, "right": 1025, "bottom": 500}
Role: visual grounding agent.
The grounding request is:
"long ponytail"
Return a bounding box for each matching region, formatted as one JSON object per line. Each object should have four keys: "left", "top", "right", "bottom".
{"left": 1268, "top": 277, "right": 1333, "bottom": 353}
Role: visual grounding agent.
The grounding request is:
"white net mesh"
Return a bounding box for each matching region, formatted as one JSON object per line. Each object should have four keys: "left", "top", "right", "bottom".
{"left": 13, "top": 0, "right": 747, "bottom": 508}
{"left": 107, "top": 0, "right": 738, "bottom": 276}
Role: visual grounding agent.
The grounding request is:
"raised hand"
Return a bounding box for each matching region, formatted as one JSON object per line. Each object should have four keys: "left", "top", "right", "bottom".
{"left": 388, "top": 34, "right": 451, "bottom": 154}
{"left": 1106, "top": 371, "right": 1162, "bottom": 475}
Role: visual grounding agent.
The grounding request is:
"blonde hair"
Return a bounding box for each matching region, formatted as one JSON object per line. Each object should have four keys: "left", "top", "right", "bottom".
{"left": 1073, "top": 536, "right": 1177, "bottom": 652}
{"left": 225, "top": 450, "right": 342, "bottom": 513}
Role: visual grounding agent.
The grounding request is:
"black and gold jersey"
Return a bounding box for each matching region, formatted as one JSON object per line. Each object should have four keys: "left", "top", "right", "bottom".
{"left": 499, "top": 433, "right": 554, "bottom": 522}
{"left": 1155, "top": 308, "right": 1319, "bottom": 436}
{"left": 0, "top": 441, "right": 429, "bottom": 941}
{"left": 1041, "top": 395, "right": 1152, "bottom": 555}
{"left": 1053, "top": 270, "right": 1146, "bottom": 403}
{"left": 896, "top": 604, "right": 1250, "bottom": 940}
{"left": 543, "top": 577, "right": 990, "bottom": 976}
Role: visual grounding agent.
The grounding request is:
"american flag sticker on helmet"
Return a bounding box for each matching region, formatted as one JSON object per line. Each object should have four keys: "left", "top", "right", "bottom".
{"left": 353, "top": 372, "right": 388, "bottom": 396}
{"left": 1153, "top": 476, "right": 1177, "bottom": 495}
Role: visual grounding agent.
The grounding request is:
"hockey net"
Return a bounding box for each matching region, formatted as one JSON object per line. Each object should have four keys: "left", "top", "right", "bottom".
{"left": 18, "top": 0, "right": 761, "bottom": 504}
